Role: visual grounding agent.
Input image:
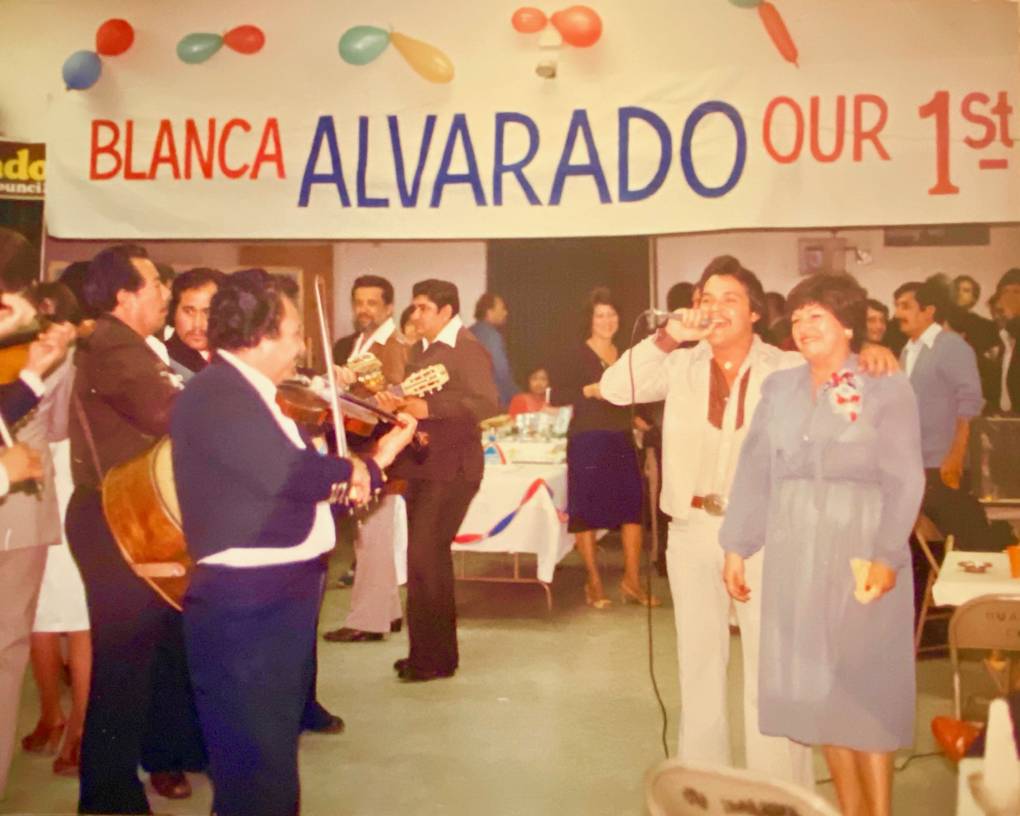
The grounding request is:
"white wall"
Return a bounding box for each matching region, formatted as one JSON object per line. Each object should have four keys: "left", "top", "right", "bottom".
{"left": 655, "top": 225, "right": 1020, "bottom": 318}
{"left": 332, "top": 241, "right": 487, "bottom": 337}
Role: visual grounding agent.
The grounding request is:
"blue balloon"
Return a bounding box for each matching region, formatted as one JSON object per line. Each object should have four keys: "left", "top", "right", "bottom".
{"left": 62, "top": 50, "right": 102, "bottom": 91}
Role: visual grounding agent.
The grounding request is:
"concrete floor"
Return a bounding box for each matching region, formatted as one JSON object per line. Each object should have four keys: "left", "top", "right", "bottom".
{"left": 1, "top": 539, "right": 985, "bottom": 816}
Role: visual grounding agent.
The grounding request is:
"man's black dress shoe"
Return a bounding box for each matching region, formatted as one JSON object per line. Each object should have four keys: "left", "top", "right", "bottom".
{"left": 304, "top": 714, "right": 346, "bottom": 734}
{"left": 393, "top": 657, "right": 409, "bottom": 674}
{"left": 398, "top": 665, "right": 456, "bottom": 683}
{"left": 390, "top": 618, "right": 403, "bottom": 633}
{"left": 150, "top": 771, "right": 192, "bottom": 799}
{"left": 301, "top": 701, "right": 346, "bottom": 734}
{"left": 323, "top": 627, "right": 383, "bottom": 642}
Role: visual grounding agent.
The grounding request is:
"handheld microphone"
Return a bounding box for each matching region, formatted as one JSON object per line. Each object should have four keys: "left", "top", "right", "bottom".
{"left": 644, "top": 308, "right": 713, "bottom": 329}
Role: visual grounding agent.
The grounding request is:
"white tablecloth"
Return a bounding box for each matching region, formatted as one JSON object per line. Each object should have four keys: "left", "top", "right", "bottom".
{"left": 452, "top": 462, "right": 573, "bottom": 583}
{"left": 933, "top": 552, "right": 1020, "bottom": 607}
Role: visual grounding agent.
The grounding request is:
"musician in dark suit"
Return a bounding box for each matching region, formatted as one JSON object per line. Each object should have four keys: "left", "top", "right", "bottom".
{"left": 172, "top": 269, "right": 415, "bottom": 816}
{"left": 165, "top": 267, "right": 225, "bottom": 381}
{"left": 987, "top": 279, "right": 1020, "bottom": 414}
{"left": 332, "top": 274, "right": 407, "bottom": 386}
{"left": 66, "top": 245, "right": 205, "bottom": 814}
{"left": 381, "top": 279, "right": 499, "bottom": 682}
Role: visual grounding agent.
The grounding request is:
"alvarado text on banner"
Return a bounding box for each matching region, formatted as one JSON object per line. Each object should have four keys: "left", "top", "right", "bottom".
{"left": 35, "top": 0, "right": 1020, "bottom": 239}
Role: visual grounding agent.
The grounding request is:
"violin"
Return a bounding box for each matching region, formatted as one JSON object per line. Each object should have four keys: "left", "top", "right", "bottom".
{"left": 277, "top": 363, "right": 447, "bottom": 444}
{"left": 275, "top": 378, "right": 430, "bottom": 450}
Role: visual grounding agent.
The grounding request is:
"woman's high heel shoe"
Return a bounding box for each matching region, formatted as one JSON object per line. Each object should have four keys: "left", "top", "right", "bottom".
{"left": 619, "top": 581, "right": 661, "bottom": 608}
{"left": 584, "top": 582, "right": 612, "bottom": 610}
{"left": 52, "top": 737, "right": 80, "bottom": 777}
{"left": 21, "top": 721, "right": 65, "bottom": 755}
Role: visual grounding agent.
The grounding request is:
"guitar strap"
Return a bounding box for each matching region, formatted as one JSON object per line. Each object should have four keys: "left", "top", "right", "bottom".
{"left": 72, "top": 391, "right": 105, "bottom": 485}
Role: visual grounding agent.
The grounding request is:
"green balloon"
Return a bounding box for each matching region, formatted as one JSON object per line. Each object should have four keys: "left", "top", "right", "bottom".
{"left": 177, "top": 32, "right": 224, "bottom": 64}
{"left": 338, "top": 26, "right": 390, "bottom": 66}
{"left": 728, "top": 0, "right": 762, "bottom": 6}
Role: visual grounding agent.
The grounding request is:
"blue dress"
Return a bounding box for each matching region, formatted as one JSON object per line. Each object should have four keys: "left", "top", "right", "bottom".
{"left": 720, "top": 357, "right": 924, "bottom": 751}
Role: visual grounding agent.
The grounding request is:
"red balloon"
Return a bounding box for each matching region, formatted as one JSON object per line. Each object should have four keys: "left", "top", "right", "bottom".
{"left": 223, "top": 24, "right": 265, "bottom": 55}
{"left": 512, "top": 7, "right": 548, "bottom": 34}
{"left": 758, "top": 2, "right": 798, "bottom": 67}
{"left": 550, "top": 5, "right": 602, "bottom": 48}
{"left": 95, "top": 18, "right": 134, "bottom": 57}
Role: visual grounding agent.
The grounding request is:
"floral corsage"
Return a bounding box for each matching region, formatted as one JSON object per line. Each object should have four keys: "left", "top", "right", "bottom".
{"left": 825, "top": 369, "right": 861, "bottom": 422}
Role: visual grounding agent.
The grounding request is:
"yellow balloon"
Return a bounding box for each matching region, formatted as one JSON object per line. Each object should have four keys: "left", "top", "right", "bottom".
{"left": 390, "top": 31, "right": 454, "bottom": 84}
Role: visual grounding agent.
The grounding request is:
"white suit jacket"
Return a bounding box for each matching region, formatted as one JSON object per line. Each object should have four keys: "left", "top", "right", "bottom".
{"left": 600, "top": 334, "right": 801, "bottom": 520}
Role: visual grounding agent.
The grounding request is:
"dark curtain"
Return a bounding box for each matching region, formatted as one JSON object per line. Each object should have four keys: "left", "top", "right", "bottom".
{"left": 487, "top": 237, "right": 651, "bottom": 397}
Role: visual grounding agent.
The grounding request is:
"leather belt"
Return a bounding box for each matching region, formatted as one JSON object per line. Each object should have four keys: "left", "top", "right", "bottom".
{"left": 691, "top": 494, "right": 727, "bottom": 516}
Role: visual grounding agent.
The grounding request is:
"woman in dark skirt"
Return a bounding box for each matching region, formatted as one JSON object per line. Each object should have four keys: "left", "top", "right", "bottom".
{"left": 554, "top": 288, "right": 659, "bottom": 609}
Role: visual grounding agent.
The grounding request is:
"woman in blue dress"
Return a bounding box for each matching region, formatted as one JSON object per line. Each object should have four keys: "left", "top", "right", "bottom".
{"left": 720, "top": 274, "right": 924, "bottom": 816}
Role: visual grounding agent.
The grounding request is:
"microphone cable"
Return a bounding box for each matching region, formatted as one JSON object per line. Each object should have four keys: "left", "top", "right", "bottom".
{"left": 626, "top": 310, "right": 672, "bottom": 759}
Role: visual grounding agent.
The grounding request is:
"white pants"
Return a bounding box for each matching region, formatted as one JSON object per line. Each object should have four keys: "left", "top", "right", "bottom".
{"left": 343, "top": 495, "right": 405, "bottom": 633}
{"left": 667, "top": 514, "right": 814, "bottom": 787}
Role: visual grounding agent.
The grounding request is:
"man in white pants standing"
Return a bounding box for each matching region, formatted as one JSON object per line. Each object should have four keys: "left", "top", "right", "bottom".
{"left": 599, "top": 256, "right": 812, "bottom": 783}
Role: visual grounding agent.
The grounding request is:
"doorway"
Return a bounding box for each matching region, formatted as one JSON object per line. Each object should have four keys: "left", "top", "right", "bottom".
{"left": 487, "top": 237, "right": 651, "bottom": 393}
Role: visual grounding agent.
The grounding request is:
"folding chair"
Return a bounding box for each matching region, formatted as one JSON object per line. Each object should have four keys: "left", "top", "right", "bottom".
{"left": 913, "top": 514, "right": 955, "bottom": 656}
{"left": 645, "top": 759, "right": 839, "bottom": 816}
{"left": 949, "top": 594, "right": 1020, "bottom": 720}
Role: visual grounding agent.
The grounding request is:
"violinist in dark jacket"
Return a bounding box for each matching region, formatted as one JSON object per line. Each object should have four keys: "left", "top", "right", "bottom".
{"left": 172, "top": 269, "right": 416, "bottom": 816}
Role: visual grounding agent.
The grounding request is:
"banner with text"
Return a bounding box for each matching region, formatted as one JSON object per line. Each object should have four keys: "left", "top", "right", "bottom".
{"left": 39, "top": 0, "right": 1020, "bottom": 239}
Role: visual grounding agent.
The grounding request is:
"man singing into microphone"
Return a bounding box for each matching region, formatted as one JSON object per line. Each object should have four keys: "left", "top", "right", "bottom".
{"left": 600, "top": 256, "right": 896, "bottom": 785}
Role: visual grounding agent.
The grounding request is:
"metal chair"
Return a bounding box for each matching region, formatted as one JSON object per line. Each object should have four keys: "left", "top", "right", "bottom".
{"left": 645, "top": 759, "right": 839, "bottom": 816}
{"left": 949, "top": 594, "right": 1020, "bottom": 719}
{"left": 913, "top": 514, "right": 955, "bottom": 656}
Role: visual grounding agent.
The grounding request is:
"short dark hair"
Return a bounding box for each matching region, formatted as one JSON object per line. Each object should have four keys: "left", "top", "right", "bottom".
{"left": 865, "top": 298, "right": 889, "bottom": 319}
{"left": 0, "top": 227, "right": 39, "bottom": 293}
{"left": 209, "top": 268, "right": 299, "bottom": 351}
{"left": 474, "top": 292, "right": 502, "bottom": 321}
{"left": 787, "top": 273, "right": 868, "bottom": 352}
{"left": 581, "top": 286, "right": 619, "bottom": 338}
{"left": 84, "top": 244, "right": 150, "bottom": 314}
{"left": 58, "top": 261, "right": 98, "bottom": 319}
{"left": 894, "top": 279, "right": 947, "bottom": 322}
{"left": 695, "top": 256, "right": 768, "bottom": 337}
{"left": 953, "top": 274, "right": 981, "bottom": 301}
{"left": 412, "top": 279, "right": 459, "bottom": 316}
{"left": 765, "top": 291, "right": 786, "bottom": 314}
{"left": 665, "top": 282, "right": 694, "bottom": 311}
{"left": 998, "top": 268, "right": 1020, "bottom": 291}
{"left": 34, "top": 282, "right": 83, "bottom": 325}
{"left": 352, "top": 275, "right": 393, "bottom": 305}
{"left": 399, "top": 304, "right": 415, "bottom": 331}
{"left": 944, "top": 304, "right": 970, "bottom": 334}
{"left": 168, "top": 267, "right": 225, "bottom": 327}
{"left": 155, "top": 262, "right": 176, "bottom": 286}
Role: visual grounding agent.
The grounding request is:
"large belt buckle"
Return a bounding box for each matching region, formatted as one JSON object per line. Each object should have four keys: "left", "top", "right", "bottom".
{"left": 702, "top": 493, "right": 727, "bottom": 517}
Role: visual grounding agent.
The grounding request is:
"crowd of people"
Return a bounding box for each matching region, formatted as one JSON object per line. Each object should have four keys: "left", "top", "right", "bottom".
{"left": 0, "top": 245, "right": 1016, "bottom": 816}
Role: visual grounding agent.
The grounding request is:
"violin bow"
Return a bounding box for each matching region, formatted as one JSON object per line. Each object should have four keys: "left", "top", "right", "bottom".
{"left": 314, "top": 276, "right": 349, "bottom": 459}
{"left": 0, "top": 410, "right": 14, "bottom": 448}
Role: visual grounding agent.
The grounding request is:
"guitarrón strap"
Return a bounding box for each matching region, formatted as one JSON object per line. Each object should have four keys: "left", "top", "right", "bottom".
{"left": 72, "top": 391, "right": 104, "bottom": 485}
